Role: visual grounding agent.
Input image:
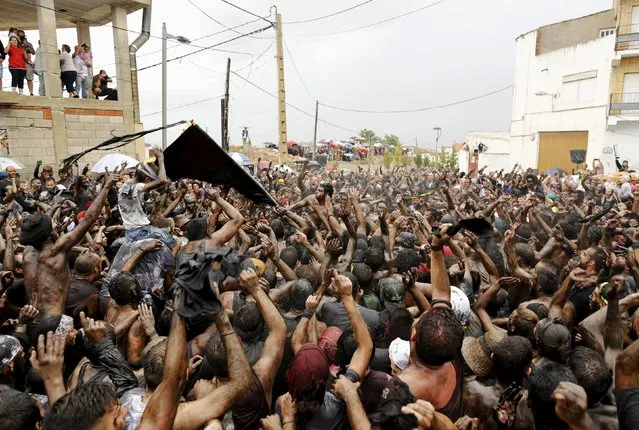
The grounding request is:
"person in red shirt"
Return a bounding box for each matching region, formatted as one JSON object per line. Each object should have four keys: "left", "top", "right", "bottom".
{"left": 3, "top": 35, "right": 27, "bottom": 94}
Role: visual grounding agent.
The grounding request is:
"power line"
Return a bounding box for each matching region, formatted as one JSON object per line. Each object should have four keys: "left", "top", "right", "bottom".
{"left": 283, "top": 1, "right": 373, "bottom": 24}
{"left": 283, "top": 39, "right": 315, "bottom": 101}
{"left": 286, "top": 0, "right": 451, "bottom": 37}
{"left": 319, "top": 85, "right": 513, "bottom": 114}
{"left": 141, "top": 94, "right": 226, "bottom": 118}
{"left": 219, "top": 0, "right": 274, "bottom": 25}
{"left": 230, "top": 71, "right": 358, "bottom": 133}
{"left": 137, "top": 25, "right": 274, "bottom": 72}
{"left": 235, "top": 40, "right": 274, "bottom": 72}
{"left": 186, "top": 0, "right": 271, "bottom": 40}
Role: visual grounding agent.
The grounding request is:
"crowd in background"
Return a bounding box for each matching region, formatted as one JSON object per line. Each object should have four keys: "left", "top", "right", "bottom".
{"left": 0, "top": 153, "right": 638, "bottom": 429}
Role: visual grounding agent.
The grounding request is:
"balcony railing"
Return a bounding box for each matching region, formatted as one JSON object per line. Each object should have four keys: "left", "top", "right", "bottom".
{"left": 616, "top": 25, "right": 639, "bottom": 51}
{"left": 610, "top": 92, "right": 639, "bottom": 115}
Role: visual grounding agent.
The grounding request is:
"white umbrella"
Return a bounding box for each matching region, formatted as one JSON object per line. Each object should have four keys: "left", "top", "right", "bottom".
{"left": 91, "top": 153, "right": 140, "bottom": 173}
{"left": 0, "top": 157, "right": 24, "bottom": 170}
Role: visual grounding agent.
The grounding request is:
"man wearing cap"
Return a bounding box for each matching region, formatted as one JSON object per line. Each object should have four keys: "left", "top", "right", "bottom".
{"left": 0, "top": 334, "right": 23, "bottom": 388}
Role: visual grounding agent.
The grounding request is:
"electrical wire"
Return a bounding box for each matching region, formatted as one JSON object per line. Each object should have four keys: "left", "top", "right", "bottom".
{"left": 286, "top": 0, "right": 450, "bottom": 37}
{"left": 187, "top": 0, "right": 272, "bottom": 40}
{"left": 137, "top": 25, "right": 274, "bottom": 72}
{"left": 235, "top": 40, "right": 275, "bottom": 72}
{"left": 283, "top": 1, "right": 373, "bottom": 24}
{"left": 230, "top": 71, "right": 358, "bottom": 133}
{"left": 219, "top": 0, "right": 274, "bottom": 25}
{"left": 283, "top": 39, "right": 315, "bottom": 101}
{"left": 141, "top": 94, "right": 225, "bottom": 118}
{"left": 319, "top": 85, "right": 513, "bottom": 114}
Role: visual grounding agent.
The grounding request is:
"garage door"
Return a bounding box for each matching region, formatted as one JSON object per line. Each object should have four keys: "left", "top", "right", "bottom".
{"left": 538, "top": 131, "right": 588, "bottom": 173}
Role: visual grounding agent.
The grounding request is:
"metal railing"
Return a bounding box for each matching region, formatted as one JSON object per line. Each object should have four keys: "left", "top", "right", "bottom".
{"left": 618, "top": 24, "right": 639, "bottom": 36}
{"left": 610, "top": 92, "right": 639, "bottom": 115}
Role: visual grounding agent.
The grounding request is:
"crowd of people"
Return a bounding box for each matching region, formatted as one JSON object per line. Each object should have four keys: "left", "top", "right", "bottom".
{"left": 0, "top": 28, "right": 115, "bottom": 99}
{"left": 0, "top": 152, "right": 638, "bottom": 430}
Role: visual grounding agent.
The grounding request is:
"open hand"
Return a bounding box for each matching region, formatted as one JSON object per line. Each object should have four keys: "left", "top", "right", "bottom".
{"left": 80, "top": 312, "right": 108, "bottom": 344}
{"left": 138, "top": 303, "right": 156, "bottom": 337}
{"left": 29, "top": 331, "right": 64, "bottom": 381}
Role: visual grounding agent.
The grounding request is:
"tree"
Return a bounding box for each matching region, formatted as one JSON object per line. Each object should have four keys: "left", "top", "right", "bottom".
{"left": 359, "top": 129, "right": 377, "bottom": 144}
{"left": 382, "top": 134, "right": 400, "bottom": 147}
{"left": 382, "top": 152, "right": 393, "bottom": 169}
{"left": 414, "top": 153, "right": 423, "bottom": 168}
{"left": 434, "top": 148, "right": 458, "bottom": 170}
{"left": 393, "top": 145, "right": 403, "bottom": 165}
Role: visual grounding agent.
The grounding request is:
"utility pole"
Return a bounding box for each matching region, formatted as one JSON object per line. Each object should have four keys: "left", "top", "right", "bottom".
{"left": 221, "top": 57, "right": 231, "bottom": 152}
{"left": 162, "top": 22, "right": 167, "bottom": 150}
{"left": 313, "top": 100, "right": 319, "bottom": 160}
{"left": 275, "top": 13, "right": 288, "bottom": 165}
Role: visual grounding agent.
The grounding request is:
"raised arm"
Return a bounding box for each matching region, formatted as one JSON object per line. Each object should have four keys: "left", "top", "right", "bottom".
{"left": 241, "top": 269, "right": 286, "bottom": 408}
{"left": 333, "top": 270, "right": 373, "bottom": 379}
{"left": 53, "top": 173, "right": 118, "bottom": 254}
{"left": 141, "top": 149, "right": 169, "bottom": 193}
{"left": 474, "top": 278, "right": 514, "bottom": 334}
{"left": 207, "top": 191, "right": 245, "bottom": 247}
{"left": 138, "top": 307, "right": 188, "bottom": 430}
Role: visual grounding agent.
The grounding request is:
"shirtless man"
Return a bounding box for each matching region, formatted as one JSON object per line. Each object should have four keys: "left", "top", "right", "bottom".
{"left": 21, "top": 173, "right": 118, "bottom": 330}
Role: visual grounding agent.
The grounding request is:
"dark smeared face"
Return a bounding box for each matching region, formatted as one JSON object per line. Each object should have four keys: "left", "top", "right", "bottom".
{"left": 315, "top": 186, "right": 326, "bottom": 200}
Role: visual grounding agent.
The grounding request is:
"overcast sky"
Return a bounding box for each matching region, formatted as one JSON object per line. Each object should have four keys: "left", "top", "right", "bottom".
{"left": 26, "top": 0, "right": 612, "bottom": 148}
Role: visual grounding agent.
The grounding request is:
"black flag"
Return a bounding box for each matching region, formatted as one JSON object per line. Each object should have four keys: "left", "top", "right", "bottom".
{"left": 164, "top": 125, "right": 277, "bottom": 206}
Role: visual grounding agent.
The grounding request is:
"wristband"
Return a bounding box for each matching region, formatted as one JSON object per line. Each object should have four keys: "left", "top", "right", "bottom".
{"left": 431, "top": 299, "right": 452, "bottom": 308}
{"left": 220, "top": 330, "right": 236, "bottom": 337}
{"left": 299, "top": 309, "right": 314, "bottom": 319}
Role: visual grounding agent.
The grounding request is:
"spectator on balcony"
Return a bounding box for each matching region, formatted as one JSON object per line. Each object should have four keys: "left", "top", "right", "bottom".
{"left": 60, "top": 44, "right": 77, "bottom": 98}
{"left": 4, "top": 35, "right": 27, "bottom": 94}
{"left": 80, "top": 44, "right": 93, "bottom": 78}
{"left": 34, "top": 40, "right": 44, "bottom": 96}
{"left": 72, "top": 45, "right": 88, "bottom": 98}
{"left": 92, "top": 70, "right": 117, "bottom": 100}
{"left": 16, "top": 30, "right": 35, "bottom": 96}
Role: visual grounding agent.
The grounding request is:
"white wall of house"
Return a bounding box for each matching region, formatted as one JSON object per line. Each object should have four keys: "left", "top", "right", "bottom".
{"left": 467, "top": 132, "right": 511, "bottom": 172}
{"left": 510, "top": 29, "right": 616, "bottom": 170}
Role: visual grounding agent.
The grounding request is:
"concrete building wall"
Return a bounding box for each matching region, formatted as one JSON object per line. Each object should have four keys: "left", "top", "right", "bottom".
{"left": 610, "top": 56, "right": 639, "bottom": 94}
{"left": 464, "top": 132, "right": 511, "bottom": 172}
{"left": 0, "top": 97, "right": 144, "bottom": 176}
{"left": 536, "top": 10, "right": 615, "bottom": 55}
{"left": 618, "top": 0, "right": 639, "bottom": 28}
{"left": 510, "top": 30, "right": 615, "bottom": 170}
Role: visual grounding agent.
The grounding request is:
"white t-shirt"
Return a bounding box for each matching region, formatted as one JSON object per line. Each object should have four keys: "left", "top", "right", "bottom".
{"left": 60, "top": 51, "right": 75, "bottom": 72}
{"left": 118, "top": 181, "right": 150, "bottom": 230}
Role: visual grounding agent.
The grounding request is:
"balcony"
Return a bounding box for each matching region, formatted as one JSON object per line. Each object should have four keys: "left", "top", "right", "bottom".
{"left": 608, "top": 93, "right": 639, "bottom": 128}
{"left": 615, "top": 25, "right": 639, "bottom": 57}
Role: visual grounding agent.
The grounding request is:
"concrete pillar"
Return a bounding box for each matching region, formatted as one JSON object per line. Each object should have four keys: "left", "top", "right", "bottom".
{"left": 111, "top": 7, "right": 132, "bottom": 104}
{"left": 37, "top": 0, "right": 60, "bottom": 98}
{"left": 76, "top": 21, "right": 94, "bottom": 98}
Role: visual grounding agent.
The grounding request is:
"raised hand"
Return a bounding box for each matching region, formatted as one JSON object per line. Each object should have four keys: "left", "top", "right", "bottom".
{"left": 493, "top": 382, "right": 523, "bottom": 428}
{"left": 80, "top": 312, "right": 108, "bottom": 344}
{"left": 401, "top": 399, "right": 436, "bottom": 429}
{"left": 139, "top": 239, "right": 163, "bottom": 253}
{"left": 305, "top": 293, "right": 322, "bottom": 313}
{"left": 331, "top": 269, "right": 353, "bottom": 298}
{"left": 239, "top": 268, "right": 260, "bottom": 293}
{"left": 326, "top": 238, "right": 343, "bottom": 258}
{"left": 138, "top": 303, "right": 156, "bottom": 337}
{"left": 334, "top": 374, "right": 360, "bottom": 400}
{"left": 19, "top": 304, "right": 39, "bottom": 325}
{"left": 552, "top": 382, "right": 590, "bottom": 429}
{"left": 29, "top": 331, "right": 64, "bottom": 381}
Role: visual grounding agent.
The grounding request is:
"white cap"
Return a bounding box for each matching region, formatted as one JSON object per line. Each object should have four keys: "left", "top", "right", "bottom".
{"left": 389, "top": 338, "right": 410, "bottom": 371}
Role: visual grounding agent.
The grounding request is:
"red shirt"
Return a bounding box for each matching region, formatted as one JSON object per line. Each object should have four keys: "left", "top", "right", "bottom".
{"left": 7, "top": 45, "right": 26, "bottom": 69}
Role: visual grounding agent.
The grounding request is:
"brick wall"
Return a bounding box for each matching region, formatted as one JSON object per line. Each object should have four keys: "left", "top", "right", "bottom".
{"left": 0, "top": 106, "right": 56, "bottom": 174}
{"left": 610, "top": 56, "right": 639, "bottom": 95}
{"left": 64, "top": 108, "right": 133, "bottom": 167}
{"left": 618, "top": 0, "right": 639, "bottom": 28}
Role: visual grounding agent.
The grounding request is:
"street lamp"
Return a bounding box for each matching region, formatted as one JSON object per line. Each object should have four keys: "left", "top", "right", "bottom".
{"left": 433, "top": 127, "right": 442, "bottom": 153}
{"left": 162, "top": 22, "right": 191, "bottom": 149}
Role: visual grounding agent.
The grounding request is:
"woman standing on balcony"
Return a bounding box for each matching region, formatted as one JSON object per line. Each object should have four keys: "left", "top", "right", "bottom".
{"left": 60, "top": 44, "right": 77, "bottom": 98}
{"left": 3, "top": 35, "right": 27, "bottom": 94}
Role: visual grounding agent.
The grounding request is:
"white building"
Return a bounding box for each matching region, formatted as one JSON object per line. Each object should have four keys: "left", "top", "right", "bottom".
{"left": 458, "top": 132, "right": 511, "bottom": 174}
{"left": 510, "top": 2, "right": 639, "bottom": 174}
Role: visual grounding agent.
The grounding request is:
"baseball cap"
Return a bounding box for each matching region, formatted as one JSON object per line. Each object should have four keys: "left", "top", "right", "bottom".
{"left": 379, "top": 278, "right": 406, "bottom": 310}
{"left": 397, "top": 232, "right": 418, "bottom": 248}
{"left": 389, "top": 338, "right": 410, "bottom": 371}
{"left": 450, "top": 286, "right": 471, "bottom": 325}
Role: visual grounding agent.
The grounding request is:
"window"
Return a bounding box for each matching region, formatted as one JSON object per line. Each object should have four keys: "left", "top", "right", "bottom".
{"left": 562, "top": 71, "right": 597, "bottom": 104}
{"left": 600, "top": 28, "right": 615, "bottom": 37}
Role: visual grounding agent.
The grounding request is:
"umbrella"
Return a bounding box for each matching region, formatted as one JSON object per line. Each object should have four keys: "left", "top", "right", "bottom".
{"left": 229, "top": 152, "right": 252, "bottom": 166}
{"left": 287, "top": 140, "right": 298, "bottom": 146}
{"left": 545, "top": 168, "right": 565, "bottom": 176}
{"left": 0, "top": 157, "right": 24, "bottom": 170}
{"left": 91, "top": 153, "right": 139, "bottom": 173}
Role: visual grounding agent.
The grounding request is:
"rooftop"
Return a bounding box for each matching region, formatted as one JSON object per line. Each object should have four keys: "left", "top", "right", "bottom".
{"left": 2, "top": 0, "right": 149, "bottom": 30}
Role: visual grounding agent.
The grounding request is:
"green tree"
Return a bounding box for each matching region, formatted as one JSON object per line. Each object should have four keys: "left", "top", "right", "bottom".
{"left": 382, "top": 152, "right": 393, "bottom": 169}
{"left": 393, "top": 145, "right": 403, "bottom": 165}
{"left": 434, "top": 148, "right": 458, "bottom": 169}
{"left": 414, "top": 153, "right": 423, "bottom": 168}
{"left": 382, "top": 134, "right": 401, "bottom": 147}
{"left": 359, "top": 129, "right": 377, "bottom": 144}
{"left": 402, "top": 155, "right": 413, "bottom": 166}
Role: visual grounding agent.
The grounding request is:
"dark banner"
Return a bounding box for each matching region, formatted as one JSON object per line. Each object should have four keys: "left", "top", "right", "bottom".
{"left": 164, "top": 125, "right": 277, "bottom": 206}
